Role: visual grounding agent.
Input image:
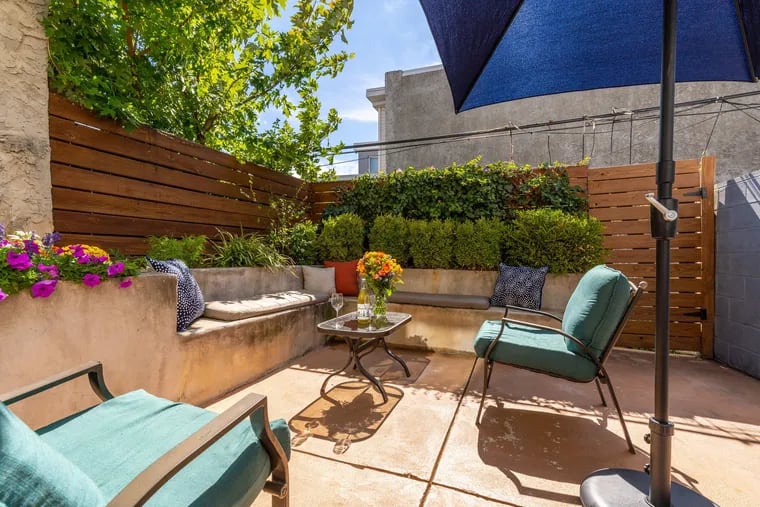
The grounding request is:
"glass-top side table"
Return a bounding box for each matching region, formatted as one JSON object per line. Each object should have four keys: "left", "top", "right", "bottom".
{"left": 317, "top": 311, "right": 412, "bottom": 403}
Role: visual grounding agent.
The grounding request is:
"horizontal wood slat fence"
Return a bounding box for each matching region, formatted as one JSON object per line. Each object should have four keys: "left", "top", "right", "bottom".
{"left": 49, "top": 94, "right": 306, "bottom": 254}
{"left": 49, "top": 95, "right": 714, "bottom": 355}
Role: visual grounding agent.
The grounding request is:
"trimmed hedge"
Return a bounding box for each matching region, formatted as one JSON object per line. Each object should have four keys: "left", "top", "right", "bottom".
{"left": 317, "top": 213, "right": 365, "bottom": 262}
{"left": 503, "top": 209, "right": 607, "bottom": 274}
{"left": 453, "top": 218, "right": 504, "bottom": 269}
{"left": 407, "top": 219, "right": 455, "bottom": 269}
{"left": 369, "top": 214, "right": 410, "bottom": 265}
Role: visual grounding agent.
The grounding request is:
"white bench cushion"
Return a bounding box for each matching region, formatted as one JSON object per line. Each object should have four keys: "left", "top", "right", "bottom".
{"left": 204, "top": 290, "right": 329, "bottom": 321}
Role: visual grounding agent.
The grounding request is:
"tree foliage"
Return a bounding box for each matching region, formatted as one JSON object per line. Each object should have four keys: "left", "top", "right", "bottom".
{"left": 46, "top": 0, "right": 354, "bottom": 180}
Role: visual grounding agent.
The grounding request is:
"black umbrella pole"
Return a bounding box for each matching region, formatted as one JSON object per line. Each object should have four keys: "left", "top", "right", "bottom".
{"left": 649, "top": 0, "right": 678, "bottom": 505}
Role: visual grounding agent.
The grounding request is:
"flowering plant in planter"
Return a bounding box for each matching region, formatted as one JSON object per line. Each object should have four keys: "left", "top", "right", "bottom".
{"left": 0, "top": 226, "right": 140, "bottom": 301}
{"left": 357, "top": 251, "right": 403, "bottom": 325}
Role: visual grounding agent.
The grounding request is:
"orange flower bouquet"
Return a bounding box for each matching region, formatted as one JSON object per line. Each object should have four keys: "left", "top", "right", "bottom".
{"left": 357, "top": 251, "right": 403, "bottom": 325}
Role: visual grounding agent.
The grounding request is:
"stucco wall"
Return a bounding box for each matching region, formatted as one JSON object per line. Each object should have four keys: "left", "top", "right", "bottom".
{"left": 715, "top": 171, "right": 760, "bottom": 378}
{"left": 0, "top": 274, "right": 183, "bottom": 429}
{"left": 0, "top": 0, "right": 52, "bottom": 231}
{"left": 380, "top": 66, "right": 760, "bottom": 184}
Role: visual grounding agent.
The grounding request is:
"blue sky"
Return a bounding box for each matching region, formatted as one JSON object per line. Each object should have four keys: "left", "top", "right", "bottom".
{"left": 316, "top": 1, "right": 440, "bottom": 175}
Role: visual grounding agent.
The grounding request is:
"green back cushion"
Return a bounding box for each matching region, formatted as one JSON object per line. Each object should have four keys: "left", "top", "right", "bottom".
{"left": 0, "top": 403, "right": 104, "bottom": 507}
{"left": 562, "top": 265, "right": 632, "bottom": 357}
{"left": 38, "top": 390, "right": 290, "bottom": 506}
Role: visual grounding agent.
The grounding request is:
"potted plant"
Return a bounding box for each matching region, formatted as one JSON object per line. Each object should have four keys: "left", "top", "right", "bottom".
{"left": 317, "top": 213, "right": 364, "bottom": 296}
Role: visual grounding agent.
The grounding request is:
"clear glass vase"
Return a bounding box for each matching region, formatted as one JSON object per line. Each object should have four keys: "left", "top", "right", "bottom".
{"left": 372, "top": 289, "right": 388, "bottom": 327}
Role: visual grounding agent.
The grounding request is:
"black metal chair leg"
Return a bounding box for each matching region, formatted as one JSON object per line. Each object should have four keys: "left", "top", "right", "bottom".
{"left": 594, "top": 377, "right": 608, "bottom": 407}
{"left": 476, "top": 358, "right": 492, "bottom": 425}
{"left": 603, "top": 371, "right": 635, "bottom": 454}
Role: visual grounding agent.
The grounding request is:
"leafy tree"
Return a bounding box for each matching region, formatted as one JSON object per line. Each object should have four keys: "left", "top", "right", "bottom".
{"left": 46, "top": 0, "right": 354, "bottom": 180}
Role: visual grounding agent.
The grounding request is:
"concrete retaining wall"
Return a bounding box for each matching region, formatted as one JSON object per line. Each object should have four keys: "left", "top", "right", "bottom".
{"left": 715, "top": 172, "right": 760, "bottom": 378}
{"left": 1, "top": 267, "right": 326, "bottom": 428}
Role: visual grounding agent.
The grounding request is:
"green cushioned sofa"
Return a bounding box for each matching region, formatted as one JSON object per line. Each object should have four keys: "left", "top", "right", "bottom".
{"left": 0, "top": 361, "right": 290, "bottom": 507}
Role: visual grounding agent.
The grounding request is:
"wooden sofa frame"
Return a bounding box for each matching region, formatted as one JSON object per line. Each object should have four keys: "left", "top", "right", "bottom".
{"left": 0, "top": 361, "right": 289, "bottom": 507}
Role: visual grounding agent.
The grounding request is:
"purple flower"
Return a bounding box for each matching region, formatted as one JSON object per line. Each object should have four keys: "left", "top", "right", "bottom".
{"left": 107, "top": 262, "right": 125, "bottom": 277}
{"left": 82, "top": 273, "right": 101, "bottom": 287}
{"left": 95, "top": 256, "right": 108, "bottom": 263}
{"left": 6, "top": 251, "right": 32, "bottom": 270}
{"left": 72, "top": 246, "right": 85, "bottom": 258}
{"left": 0, "top": 288, "right": 7, "bottom": 301}
{"left": 119, "top": 278, "right": 133, "bottom": 289}
{"left": 38, "top": 263, "right": 59, "bottom": 279}
{"left": 76, "top": 254, "right": 92, "bottom": 264}
{"left": 42, "top": 232, "right": 61, "bottom": 248}
{"left": 31, "top": 280, "right": 57, "bottom": 298}
{"left": 23, "top": 240, "right": 40, "bottom": 255}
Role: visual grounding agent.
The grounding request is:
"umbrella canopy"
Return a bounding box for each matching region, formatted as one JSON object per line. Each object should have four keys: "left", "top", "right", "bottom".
{"left": 421, "top": 1, "right": 760, "bottom": 506}
{"left": 422, "top": 0, "right": 759, "bottom": 112}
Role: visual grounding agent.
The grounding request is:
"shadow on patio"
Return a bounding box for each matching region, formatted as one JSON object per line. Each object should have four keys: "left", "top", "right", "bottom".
{"left": 208, "top": 344, "right": 760, "bottom": 506}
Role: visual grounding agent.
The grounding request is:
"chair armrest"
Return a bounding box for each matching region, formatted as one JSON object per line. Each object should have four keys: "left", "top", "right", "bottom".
{"left": 108, "top": 393, "right": 289, "bottom": 507}
{"left": 0, "top": 360, "right": 113, "bottom": 405}
{"left": 502, "top": 317, "right": 603, "bottom": 370}
{"left": 502, "top": 305, "right": 562, "bottom": 323}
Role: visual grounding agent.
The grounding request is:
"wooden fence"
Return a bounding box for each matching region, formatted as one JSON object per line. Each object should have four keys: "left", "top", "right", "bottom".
{"left": 49, "top": 94, "right": 306, "bottom": 254}
{"left": 49, "top": 95, "right": 714, "bottom": 355}
{"left": 310, "top": 160, "right": 715, "bottom": 356}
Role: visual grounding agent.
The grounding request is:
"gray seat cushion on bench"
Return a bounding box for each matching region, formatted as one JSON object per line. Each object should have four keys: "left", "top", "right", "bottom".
{"left": 389, "top": 291, "right": 490, "bottom": 310}
{"left": 204, "top": 290, "right": 329, "bottom": 321}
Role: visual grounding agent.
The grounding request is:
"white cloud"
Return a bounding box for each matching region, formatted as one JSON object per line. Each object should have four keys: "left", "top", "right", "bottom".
{"left": 339, "top": 107, "right": 378, "bottom": 122}
{"left": 383, "top": 0, "right": 406, "bottom": 14}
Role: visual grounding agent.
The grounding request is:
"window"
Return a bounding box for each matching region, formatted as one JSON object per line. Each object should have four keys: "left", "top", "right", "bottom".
{"left": 369, "top": 157, "right": 379, "bottom": 175}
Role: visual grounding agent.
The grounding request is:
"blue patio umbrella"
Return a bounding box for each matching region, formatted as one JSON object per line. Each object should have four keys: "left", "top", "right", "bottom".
{"left": 420, "top": 1, "right": 760, "bottom": 506}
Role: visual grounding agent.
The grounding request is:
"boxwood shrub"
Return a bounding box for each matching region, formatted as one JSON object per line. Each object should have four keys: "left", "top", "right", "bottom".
{"left": 407, "top": 219, "right": 455, "bottom": 269}
{"left": 503, "top": 209, "right": 607, "bottom": 274}
{"left": 369, "top": 214, "right": 409, "bottom": 265}
{"left": 453, "top": 218, "right": 504, "bottom": 269}
{"left": 317, "top": 213, "right": 365, "bottom": 262}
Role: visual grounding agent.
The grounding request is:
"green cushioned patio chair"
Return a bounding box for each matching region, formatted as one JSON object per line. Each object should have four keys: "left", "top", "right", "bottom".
{"left": 473, "top": 265, "right": 646, "bottom": 454}
{"left": 0, "top": 361, "right": 290, "bottom": 506}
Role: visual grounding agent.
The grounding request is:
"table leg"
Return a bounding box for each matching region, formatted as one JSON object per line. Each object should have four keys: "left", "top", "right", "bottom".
{"left": 320, "top": 337, "right": 357, "bottom": 397}
{"left": 381, "top": 338, "right": 411, "bottom": 377}
{"left": 354, "top": 354, "right": 388, "bottom": 403}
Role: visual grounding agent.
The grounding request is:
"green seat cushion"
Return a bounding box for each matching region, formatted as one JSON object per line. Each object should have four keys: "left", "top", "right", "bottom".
{"left": 561, "top": 265, "right": 632, "bottom": 357}
{"left": 0, "top": 403, "right": 104, "bottom": 507}
{"left": 473, "top": 320, "right": 598, "bottom": 381}
{"left": 37, "top": 390, "right": 290, "bottom": 506}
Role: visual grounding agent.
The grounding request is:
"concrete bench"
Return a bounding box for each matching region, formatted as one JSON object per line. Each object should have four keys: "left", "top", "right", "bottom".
{"left": 176, "top": 267, "right": 329, "bottom": 403}
{"left": 354, "top": 269, "right": 582, "bottom": 354}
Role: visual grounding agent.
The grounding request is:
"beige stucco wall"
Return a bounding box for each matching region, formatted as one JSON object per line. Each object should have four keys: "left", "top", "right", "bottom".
{"left": 1, "top": 268, "right": 327, "bottom": 429}
{"left": 0, "top": 0, "right": 52, "bottom": 231}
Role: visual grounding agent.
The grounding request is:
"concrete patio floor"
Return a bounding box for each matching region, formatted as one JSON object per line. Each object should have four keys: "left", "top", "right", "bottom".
{"left": 208, "top": 343, "right": 760, "bottom": 506}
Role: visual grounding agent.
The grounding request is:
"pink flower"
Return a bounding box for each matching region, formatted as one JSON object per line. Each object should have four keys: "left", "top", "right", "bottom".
{"left": 6, "top": 251, "right": 31, "bottom": 270}
{"left": 31, "top": 280, "right": 57, "bottom": 298}
{"left": 38, "top": 263, "right": 59, "bottom": 279}
{"left": 82, "top": 273, "right": 101, "bottom": 287}
{"left": 76, "top": 254, "right": 91, "bottom": 264}
{"left": 107, "top": 262, "right": 125, "bottom": 277}
{"left": 0, "top": 289, "right": 7, "bottom": 301}
{"left": 119, "top": 278, "right": 133, "bottom": 289}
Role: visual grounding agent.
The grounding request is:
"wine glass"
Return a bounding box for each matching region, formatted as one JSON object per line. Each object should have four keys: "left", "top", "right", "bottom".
{"left": 330, "top": 292, "right": 344, "bottom": 327}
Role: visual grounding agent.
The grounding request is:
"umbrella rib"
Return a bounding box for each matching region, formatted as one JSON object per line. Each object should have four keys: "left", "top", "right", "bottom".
{"left": 733, "top": 0, "right": 759, "bottom": 81}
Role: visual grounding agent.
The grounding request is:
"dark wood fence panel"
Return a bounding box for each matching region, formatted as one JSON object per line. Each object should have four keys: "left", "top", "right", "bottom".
{"left": 50, "top": 94, "right": 306, "bottom": 254}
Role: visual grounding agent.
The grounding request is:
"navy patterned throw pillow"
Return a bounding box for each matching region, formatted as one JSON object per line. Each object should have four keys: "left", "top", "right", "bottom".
{"left": 489, "top": 264, "right": 549, "bottom": 310}
{"left": 146, "top": 258, "right": 205, "bottom": 331}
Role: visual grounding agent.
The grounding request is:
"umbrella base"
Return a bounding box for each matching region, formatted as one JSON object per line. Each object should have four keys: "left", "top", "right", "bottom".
{"left": 580, "top": 468, "right": 717, "bottom": 507}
